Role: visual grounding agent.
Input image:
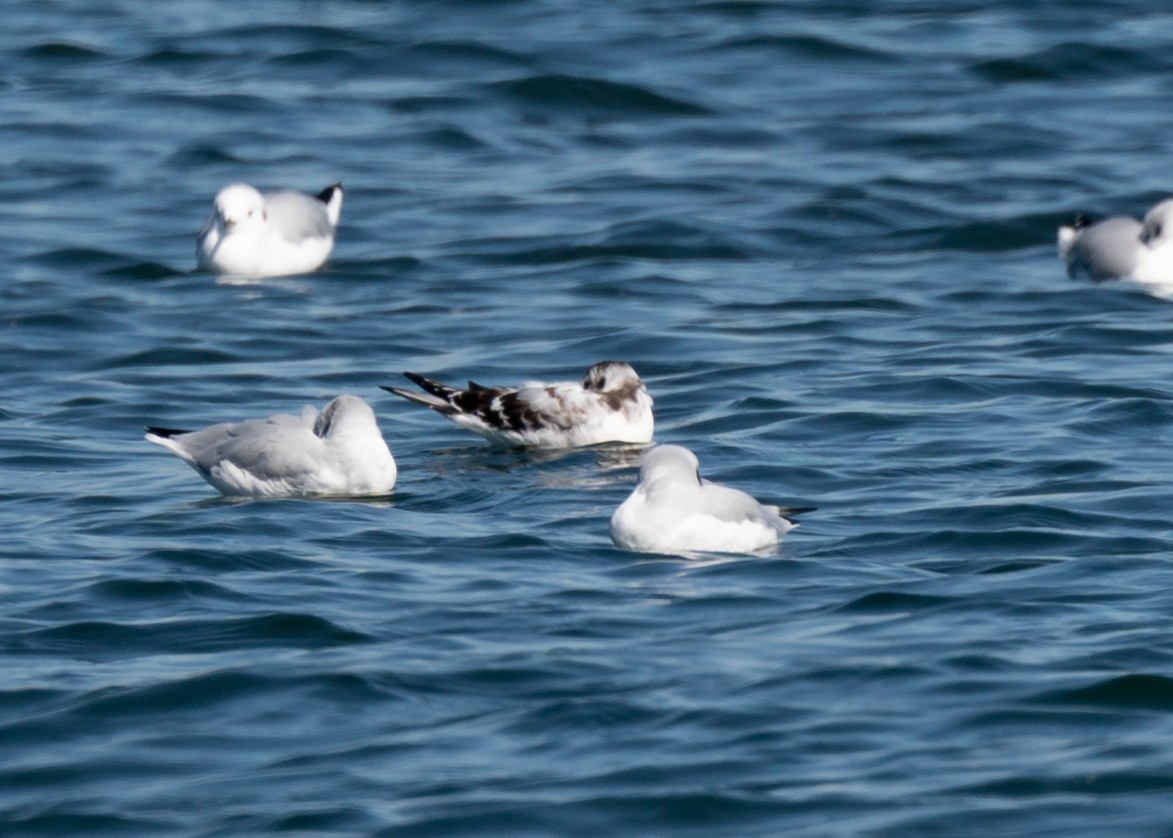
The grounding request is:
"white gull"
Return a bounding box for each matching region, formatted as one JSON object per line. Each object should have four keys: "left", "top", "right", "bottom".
{"left": 381, "top": 361, "right": 654, "bottom": 449}
{"left": 1058, "top": 199, "right": 1173, "bottom": 288}
{"left": 610, "top": 444, "right": 801, "bottom": 555}
{"left": 196, "top": 182, "right": 343, "bottom": 278}
{"left": 145, "top": 394, "right": 396, "bottom": 497}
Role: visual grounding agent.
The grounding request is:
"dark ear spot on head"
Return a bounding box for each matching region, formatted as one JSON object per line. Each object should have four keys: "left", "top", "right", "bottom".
{"left": 313, "top": 400, "right": 340, "bottom": 437}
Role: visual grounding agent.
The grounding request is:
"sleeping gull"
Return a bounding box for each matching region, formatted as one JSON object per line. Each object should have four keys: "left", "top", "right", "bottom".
{"left": 610, "top": 444, "right": 802, "bottom": 555}
{"left": 145, "top": 394, "right": 396, "bottom": 497}
{"left": 1058, "top": 199, "right": 1173, "bottom": 288}
{"left": 196, "top": 182, "right": 343, "bottom": 278}
{"left": 381, "top": 361, "right": 653, "bottom": 448}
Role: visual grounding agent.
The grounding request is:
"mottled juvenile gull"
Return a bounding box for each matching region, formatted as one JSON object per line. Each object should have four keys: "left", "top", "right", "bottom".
{"left": 382, "top": 361, "right": 654, "bottom": 448}
{"left": 145, "top": 395, "right": 395, "bottom": 497}
{"left": 1058, "top": 199, "right": 1173, "bottom": 287}
{"left": 196, "top": 182, "right": 343, "bottom": 278}
{"left": 610, "top": 444, "right": 802, "bottom": 555}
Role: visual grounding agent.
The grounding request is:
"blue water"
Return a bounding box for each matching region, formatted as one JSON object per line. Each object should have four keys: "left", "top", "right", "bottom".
{"left": 6, "top": 1, "right": 1173, "bottom": 834}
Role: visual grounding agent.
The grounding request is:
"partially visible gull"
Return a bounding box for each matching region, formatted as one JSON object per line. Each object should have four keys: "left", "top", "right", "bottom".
{"left": 1058, "top": 199, "right": 1173, "bottom": 289}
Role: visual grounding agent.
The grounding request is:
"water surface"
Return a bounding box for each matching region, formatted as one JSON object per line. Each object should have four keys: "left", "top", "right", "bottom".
{"left": 5, "top": 1, "right": 1173, "bottom": 835}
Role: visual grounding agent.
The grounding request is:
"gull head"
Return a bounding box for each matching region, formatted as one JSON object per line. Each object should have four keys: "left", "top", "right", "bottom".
{"left": 214, "top": 183, "right": 267, "bottom": 229}
{"left": 638, "top": 444, "right": 701, "bottom": 488}
{"left": 312, "top": 394, "right": 380, "bottom": 440}
{"left": 583, "top": 361, "right": 645, "bottom": 395}
{"left": 1140, "top": 200, "right": 1173, "bottom": 248}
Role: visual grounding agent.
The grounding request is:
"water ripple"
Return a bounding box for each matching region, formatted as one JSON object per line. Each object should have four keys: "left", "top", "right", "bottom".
{"left": 490, "top": 73, "right": 713, "bottom": 117}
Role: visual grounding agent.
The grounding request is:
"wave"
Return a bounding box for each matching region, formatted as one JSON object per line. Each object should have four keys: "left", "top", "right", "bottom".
{"left": 489, "top": 73, "right": 711, "bottom": 117}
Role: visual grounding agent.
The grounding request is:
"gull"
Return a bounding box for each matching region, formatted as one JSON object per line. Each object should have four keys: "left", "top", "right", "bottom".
{"left": 610, "top": 444, "right": 802, "bottom": 555}
{"left": 381, "top": 361, "right": 654, "bottom": 448}
{"left": 196, "top": 182, "right": 343, "bottom": 278}
{"left": 1058, "top": 199, "right": 1173, "bottom": 287}
{"left": 145, "top": 395, "right": 396, "bottom": 497}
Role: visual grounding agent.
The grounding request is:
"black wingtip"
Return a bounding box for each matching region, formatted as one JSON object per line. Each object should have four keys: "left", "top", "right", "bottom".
{"left": 316, "top": 183, "right": 343, "bottom": 203}
{"left": 781, "top": 505, "right": 817, "bottom": 518}
{"left": 382, "top": 381, "right": 455, "bottom": 414}
{"left": 145, "top": 426, "right": 190, "bottom": 438}
{"left": 379, "top": 384, "right": 414, "bottom": 399}
{"left": 402, "top": 371, "right": 454, "bottom": 398}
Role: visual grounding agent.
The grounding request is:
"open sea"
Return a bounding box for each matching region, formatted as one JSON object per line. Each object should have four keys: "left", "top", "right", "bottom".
{"left": 7, "top": 1, "right": 1173, "bottom": 835}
